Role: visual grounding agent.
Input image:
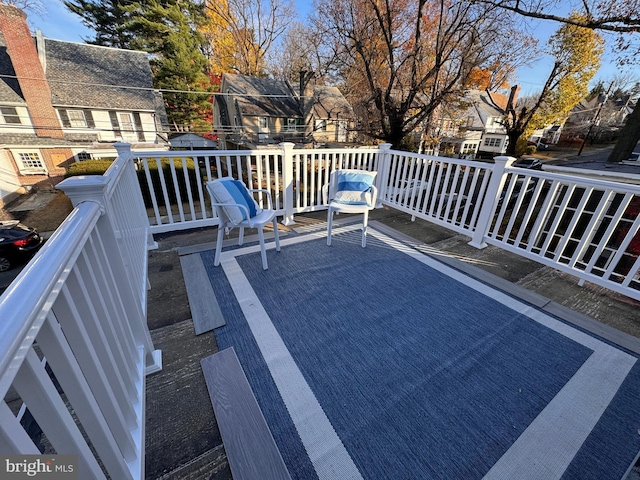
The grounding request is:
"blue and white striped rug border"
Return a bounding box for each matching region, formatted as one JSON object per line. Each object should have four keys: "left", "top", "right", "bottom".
{"left": 212, "top": 224, "right": 640, "bottom": 479}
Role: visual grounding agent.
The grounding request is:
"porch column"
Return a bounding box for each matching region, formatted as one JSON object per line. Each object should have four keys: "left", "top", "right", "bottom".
{"left": 468, "top": 155, "right": 516, "bottom": 249}
{"left": 280, "top": 142, "right": 296, "bottom": 225}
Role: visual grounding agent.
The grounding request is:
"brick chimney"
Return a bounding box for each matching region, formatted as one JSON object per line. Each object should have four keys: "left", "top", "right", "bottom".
{"left": 0, "top": 5, "right": 63, "bottom": 138}
{"left": 506, "top": 85, "right": 521, "bottom": 112}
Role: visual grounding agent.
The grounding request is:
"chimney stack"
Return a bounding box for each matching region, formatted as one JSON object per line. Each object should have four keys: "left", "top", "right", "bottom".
{"left": 0, "top": 5, "right": 63, "bottom": 138}
{"left": 506, "top": 84, "right": 521, "bottom": 111}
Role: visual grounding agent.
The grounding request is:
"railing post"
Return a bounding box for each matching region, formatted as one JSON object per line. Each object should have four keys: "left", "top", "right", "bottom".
{"left": 57, "top": 176, "right": 162, "bottom": 375}
{"left": 112, "top": 143, "right": 158, "bottom": 251}
{"left": 280, "top": 142, "right": 296, "bottom": 225}
{"left": 468, "top": 155, "right": 516, "bottom": 249}
{"left": 376, "top": 143, "right": 393, "bottom": 208}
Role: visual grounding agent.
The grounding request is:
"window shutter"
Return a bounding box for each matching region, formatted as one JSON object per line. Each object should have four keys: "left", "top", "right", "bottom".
{"left": 83, "top": 109, "right": 95, "bottom": 128}
{"left": 133, "top": 112, "right": 145, "bottom": 141}
{"left": 58, "top": 109, "right": 71, "bottom": 128}
{"left": 109, "top": 111, "right": 121, "bottom": 137}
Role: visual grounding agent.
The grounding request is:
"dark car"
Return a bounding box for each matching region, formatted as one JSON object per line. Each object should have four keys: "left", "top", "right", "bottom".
{"left": 0, "top": 221, "right": 44, "bottom": 272}
{"left": 514, "top": 157, "right": 543, "bottom": 170}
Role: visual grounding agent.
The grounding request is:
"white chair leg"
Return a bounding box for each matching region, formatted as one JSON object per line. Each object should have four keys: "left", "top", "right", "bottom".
{"left": 214, "top": 225, "right": 225, "bottom": 266}
{"left": 257, "top": 227, "right": 268, "bottom": 270}
{"left": 238, "top": 227, "right": 244, "bottom": 246}
{"left": 327, "top": 208, "right": 334, "bottom": 246}
{"left": 272, "top": 218, "right": 281, "bottom": 252}
{"left": 362, "top": 211, "right": 369, "bottom": 248}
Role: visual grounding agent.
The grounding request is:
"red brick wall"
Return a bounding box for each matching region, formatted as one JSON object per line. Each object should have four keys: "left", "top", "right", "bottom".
{"left": 0, "top": 5, "right": 63, "bottom": 139}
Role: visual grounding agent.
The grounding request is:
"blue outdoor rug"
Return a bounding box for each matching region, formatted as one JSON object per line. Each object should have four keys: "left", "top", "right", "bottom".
{"left": 201, "top": 224, "right": 640, "bottom": 480}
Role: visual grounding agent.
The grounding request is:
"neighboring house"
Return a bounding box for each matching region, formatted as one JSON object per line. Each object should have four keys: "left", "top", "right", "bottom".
{"left": 563, "top": 93, "right": 637, "bottom": 143}
{"left": 432, "top": 90, "right": 509, "bottom": 159}
{"left": 213, "top": 73, "right": 355, "bottom": 149}
{"left": 0, "top": 5, "right": 168, "bottom": 205}
{"left": 169, "top": 132, "right": 218, "bottom": 150}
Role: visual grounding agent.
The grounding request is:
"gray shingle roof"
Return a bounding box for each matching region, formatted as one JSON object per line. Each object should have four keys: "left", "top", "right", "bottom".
{"left": 0, "top": 33, "right": 157, "bottom": 111}
{"left": 312, "top": 86, "right": 353, "bottom": 119}
{"left": 0, "top": 34, "right": 25, "bottom": 103}
{"left": 44, "top": 39, "right": 157, "bottom": 111}
{"left": 224, "top": 74, "right": 301, "bottom": 118}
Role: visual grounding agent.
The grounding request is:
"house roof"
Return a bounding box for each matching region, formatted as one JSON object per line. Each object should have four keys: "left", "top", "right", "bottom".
{"left": 311, "top": 86, "right": 353, "bottom": 119}
{"left": 43, "top": 39, "right": 157, "bottom": 111}
{"left": 222, "top": 74, "right": 301, "bottom": 118}
{"left": 450, "top": 90, "right": 505, "bottom": 130}
{"left": 0, "top": 34, "right": 158, "bottom": 111}
{"left": 0, "top": 34, "right": 24, "bottom": 103}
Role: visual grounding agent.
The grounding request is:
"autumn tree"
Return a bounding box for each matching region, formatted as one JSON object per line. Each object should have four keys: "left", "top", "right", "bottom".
{"left": 476, "top": 0, "right": 640, "bottom": 162}
{"left": 203, "top": 0, "right": 294, "bottom": 77}
{"left": 312, "top": 0, "right": 532, "bottom": 148}
{"left": 502, "top": 13, "right": 603, "bottom": 155}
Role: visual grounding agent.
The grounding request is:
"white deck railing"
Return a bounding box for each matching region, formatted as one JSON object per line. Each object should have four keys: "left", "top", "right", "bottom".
{"left": 130, "top": 142, "right": 639, "bottom": 301}
{"left": 0, "top": 142, "right": 638, "bottom": 480}
{"left": 0, "top": 145, "right": 161, "bottom": 480}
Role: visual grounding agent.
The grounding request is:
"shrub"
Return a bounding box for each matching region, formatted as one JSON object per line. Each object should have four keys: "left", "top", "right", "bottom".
{"left": 137, "top": 157, "right": 200, "bottom": 208}
{"left": 524, "top": 145, "right": 537, "bottom": 155}
{"left": 65, "top": 159, "right": 114, "bottom": 177}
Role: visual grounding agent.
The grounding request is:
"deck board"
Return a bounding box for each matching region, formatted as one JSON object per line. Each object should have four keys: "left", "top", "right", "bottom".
{"left": 180, "top": 253, "right": 225, "bottom": 334}
{"left": 201, "top": 348, "right": 291, "bottom": 480}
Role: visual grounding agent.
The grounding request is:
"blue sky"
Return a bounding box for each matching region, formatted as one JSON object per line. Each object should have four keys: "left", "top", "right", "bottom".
{"left": 28, "top": 0, "right": 634, "bottom": 95}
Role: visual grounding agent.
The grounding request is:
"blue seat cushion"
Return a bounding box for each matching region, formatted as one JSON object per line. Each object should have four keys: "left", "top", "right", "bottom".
{"left": 208, "top": 178, "right": 263, "bottom": 225}
{"left": 333, "top": 171, "right": 377, "bottom": 206}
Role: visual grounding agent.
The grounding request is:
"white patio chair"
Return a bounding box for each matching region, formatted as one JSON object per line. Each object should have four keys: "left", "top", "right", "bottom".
{"left": 323, "top": 169, "right": 378, "bottom": 247}
{"left": 206, "top": 178, "right": 280, "bottom": 270}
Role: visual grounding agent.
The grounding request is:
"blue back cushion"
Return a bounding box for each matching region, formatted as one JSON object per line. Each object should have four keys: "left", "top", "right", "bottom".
{"left": 333, "top": 170, "right": 377, "bottom": 206}
{"left": 207, "top": 178, "right": 262, "bottom": 225}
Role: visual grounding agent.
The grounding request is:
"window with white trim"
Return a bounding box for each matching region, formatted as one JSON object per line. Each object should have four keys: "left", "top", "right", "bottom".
{"left": 67, "top": 110, "right": 87, "bottom": 128}
{"left": 0, "top": 106, "right": 21, "bottom": 124}
{"left": 16, "top": 151, "right": 46, "bottom": 174}
{"left": 76, "top": 152, "right": 92, "bottom": 161}
{"left": 286, "top": 118, "right": 298, "bottom": 132}
{"left": 462, "top": 143, "right": 477, "bottom": 154}
{"left": 315, "top": 119, "right": 327, "bottom": 132}
{"left": 484, "top": 137, "right": 502, "bottom": 147}
{"left": 259, "top": 117, "right": 268, "bottom": 129}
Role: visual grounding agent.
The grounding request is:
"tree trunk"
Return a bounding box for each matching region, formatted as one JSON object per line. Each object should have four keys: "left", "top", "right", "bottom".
{"left": 505, "top": 130, "right": 522, "bottom": 156}
{"left": 608, "top": 102, "right": 640, "bottom": 163}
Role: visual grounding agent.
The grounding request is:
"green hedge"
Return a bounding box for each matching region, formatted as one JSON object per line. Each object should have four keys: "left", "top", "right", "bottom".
{"left": 65, "top": 159, "right": 114, "bottom": 177}
{"left": 65, "top": 158, "right": 202, "bottom": 209}
{"left": 137, "top": 157, "right": 200, "bottom": 208}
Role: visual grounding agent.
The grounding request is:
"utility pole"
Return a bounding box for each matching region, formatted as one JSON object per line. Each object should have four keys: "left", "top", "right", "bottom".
{"left": 578, "top": 82, "right": 613, "bottom": 156}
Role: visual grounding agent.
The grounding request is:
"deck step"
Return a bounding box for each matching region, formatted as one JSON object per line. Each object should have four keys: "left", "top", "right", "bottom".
{"left": 201, "top": 348, "right": 291, "bottom": 480}
{"left": 180, "top": 253, "right": 225, "bottom": 334}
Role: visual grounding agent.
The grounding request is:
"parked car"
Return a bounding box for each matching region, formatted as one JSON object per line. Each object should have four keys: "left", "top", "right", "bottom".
{"left": 0, "top": 221, "right": 44, "bottom": 272}
{"left": 514, "top": 157, "right": 543, "bottom": 170}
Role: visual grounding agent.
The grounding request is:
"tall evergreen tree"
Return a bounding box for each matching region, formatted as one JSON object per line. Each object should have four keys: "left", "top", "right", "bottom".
{"left": 63, "top": 0, "right": 133, "bottom": 48}
{"left": 125, "top": 0, "right": 212, "bottom": 131}
{"left": 66, "top": 0, "right": 213, "bottom": 131}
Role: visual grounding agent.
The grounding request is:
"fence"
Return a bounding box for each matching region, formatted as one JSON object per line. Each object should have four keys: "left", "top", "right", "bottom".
{"left": 0, "top": 146, "right": 161, "bottom": 480}
{"left": 129, "top": 142, "right": 639, "bottom": 301}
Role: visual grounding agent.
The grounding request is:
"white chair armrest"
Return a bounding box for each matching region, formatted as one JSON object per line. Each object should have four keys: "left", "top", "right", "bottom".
{"left": 248, "top": 188, "right": 274, "bottom": 210}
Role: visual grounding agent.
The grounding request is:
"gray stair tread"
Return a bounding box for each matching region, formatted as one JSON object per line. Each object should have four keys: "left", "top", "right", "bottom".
{"left": 201, "top": 348, "right": 291, "bottom": 480}
{"left": 180, "top": 253, "right": 225, "bottom": 334}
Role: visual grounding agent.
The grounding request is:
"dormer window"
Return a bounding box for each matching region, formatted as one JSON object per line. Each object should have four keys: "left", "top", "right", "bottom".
{"left": 0, "top": 106, "right": 21, "bottom": 124}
